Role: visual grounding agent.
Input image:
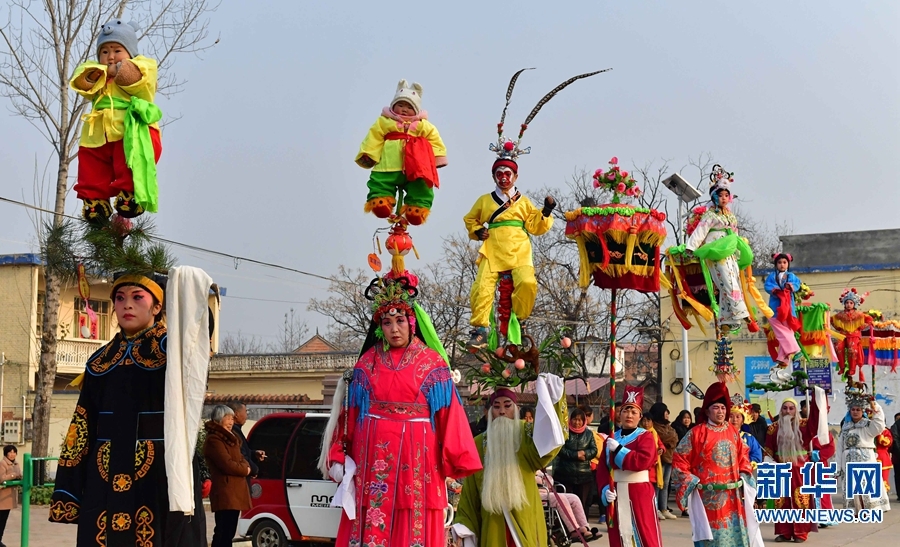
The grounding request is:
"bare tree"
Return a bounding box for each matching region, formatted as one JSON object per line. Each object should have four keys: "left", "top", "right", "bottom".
{"left": 0, "top": 0, "right": 217, "bottom": 456}
{"left": 218, "top": 330, "right": 267, "bottom": 355}
{"left": 269, "top": 308, "right": 309, "bottom": 353}
{"left": 307, "top": 266, "right": 373, "bottom": 350}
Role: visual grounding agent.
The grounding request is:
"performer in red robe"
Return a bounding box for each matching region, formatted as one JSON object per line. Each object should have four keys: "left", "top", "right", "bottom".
{"left": 320, "top": 275, "right": 482, "bottom": 547}
{"left": 831, "top": 288, "right": 873, "bottom": 382}
{"left": 597, "top": 385, "right": 663, "bottom": 547}
{"left": 672, "top": 382, "right": 758, "bottom": 547}
{"left": 876, "top": 429, "right": 894, "bottom": 495}
{"left": 763, "top": 388, "right": 833, "bottom": 542}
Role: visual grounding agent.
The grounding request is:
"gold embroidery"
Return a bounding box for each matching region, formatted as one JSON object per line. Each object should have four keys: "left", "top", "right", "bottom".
{"left": 59, "top": 405, "right": 89, "bottom": 467}
{"left": 97, "top": 440, "right": 155, "bottom": 482}
{"left": 49, "top": 500, "right": 79, "bottom": 522}
{"left": 112, "top": 512, "right": 132, "bottom": 531}
{"left": 96, "top": 511, "right": 107, "bottom": 545}
{"left": 88, "top": 323, "right": 167, "bottom": 374}
{"left": 135, "top": 506, "right": 154, "bottom": 546}
{"left": 113, "top": 473, "right": 132, "bottom": 492}
{"left": 135, "top": 440, "right": 155, "bottom": 479}
{"left": 97, "top": 441, "right": 110, "bottom": 481}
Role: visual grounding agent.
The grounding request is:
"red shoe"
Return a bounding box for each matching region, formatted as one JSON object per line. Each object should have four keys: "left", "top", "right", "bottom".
{"left": 364, "top": 197, "right": 396, "bottom": 218}
{"left": 401, "top": 205, "right": 430, "bottom": 226}
{"left": 747, "top": 319, "right": 760, "bottom": 333}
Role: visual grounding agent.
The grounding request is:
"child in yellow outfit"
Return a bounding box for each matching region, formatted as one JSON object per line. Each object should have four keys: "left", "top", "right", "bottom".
{"left": 70, "top": 19, "right": 162, "bottom": 222}
{"left": 356, "top": 80, "right": 447, "bottom": 225}
{"left": 464, "top": 155, "right": 555, "bottom": 348}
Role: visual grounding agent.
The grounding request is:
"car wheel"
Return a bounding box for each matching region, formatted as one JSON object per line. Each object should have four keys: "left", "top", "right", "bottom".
{"left": 252, "top": 518, "right": 288, "bottom": 547}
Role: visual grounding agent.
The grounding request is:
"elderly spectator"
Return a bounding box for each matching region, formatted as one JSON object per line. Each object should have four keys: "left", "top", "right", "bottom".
{"left": 537, "top": 470, "right": 601, "bottom": 541}
{"left": 552, "top": 408, "right": 598, "bottom": 511}
{"left": 204, "top": 405, "right": 252, "bottom": 547}
{"left": 0, "top": 445, "right": 22, "bottom": 546}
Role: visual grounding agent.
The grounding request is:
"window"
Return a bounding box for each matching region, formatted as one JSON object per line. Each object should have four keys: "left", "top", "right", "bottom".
{"left": 285, "top": 417, "right": 328, "bottom": 480}
{"left": 247, "top": 417, "right": 299, "bottom": 480}
{"left": 36, "top": 292, "right": 45, "bottom": 336}
{"left": 74, "top": 298, "right": 112, "bottom": 340}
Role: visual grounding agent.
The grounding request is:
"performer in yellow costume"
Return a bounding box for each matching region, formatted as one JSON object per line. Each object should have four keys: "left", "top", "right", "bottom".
{"left": 464, "top": 68, "right": 607, "bottom": 348}
{"left": 465, "top": 158, "right": 554, "bottom": 347}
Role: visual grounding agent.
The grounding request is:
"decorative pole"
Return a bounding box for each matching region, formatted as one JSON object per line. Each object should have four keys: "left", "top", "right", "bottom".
{"left": 608, "top": 287, "right": 618, "bottom": 528}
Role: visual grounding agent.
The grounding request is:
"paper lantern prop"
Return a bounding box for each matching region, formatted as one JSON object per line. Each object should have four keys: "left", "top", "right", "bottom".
{"left": 564, "top": 204, "right": 667, "bottom": 292}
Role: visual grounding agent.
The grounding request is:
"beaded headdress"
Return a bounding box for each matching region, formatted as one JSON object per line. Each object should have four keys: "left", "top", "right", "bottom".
{"left": 839, "top": 287, "right": 867, "bottom": 307}
{"left": 708, "top": 164, "right": 735, "bottom": 197}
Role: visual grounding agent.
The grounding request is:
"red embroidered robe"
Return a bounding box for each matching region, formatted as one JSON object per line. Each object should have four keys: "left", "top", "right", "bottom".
{"left": 326, "top": 339, "right": 482, "bottom": 547}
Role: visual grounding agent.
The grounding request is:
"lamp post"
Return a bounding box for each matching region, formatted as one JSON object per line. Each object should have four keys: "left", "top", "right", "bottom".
{"left": 662, "top": 173, "right": 702, "bottom": 413}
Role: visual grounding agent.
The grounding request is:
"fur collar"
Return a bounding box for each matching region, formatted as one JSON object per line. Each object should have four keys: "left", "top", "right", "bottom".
{"left": 205, "top": 420, "right": 239, "bottom": 445}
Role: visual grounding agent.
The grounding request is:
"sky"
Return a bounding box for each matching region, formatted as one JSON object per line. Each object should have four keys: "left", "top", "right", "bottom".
{"left": 1, "top": 1, "right": 898, "bottom": 346}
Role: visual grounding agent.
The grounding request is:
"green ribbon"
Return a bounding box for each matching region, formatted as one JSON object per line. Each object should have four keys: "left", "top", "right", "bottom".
{"left": 581, "top": 205, "right": 651, "bottom": 217}
{"left": 413, "top": 302, "right": 449, "bottom": 365}
{"left": 488, "top": 220, "right": 526, "bottom": 231}
{"left": 690, "top": 231, "right": 754, "bottom": 317}
{"left": 699, "top": 479, "right": 743, "bottom": 491}
{"left": 93, "top": 95, "right": 163, "bottom": 212}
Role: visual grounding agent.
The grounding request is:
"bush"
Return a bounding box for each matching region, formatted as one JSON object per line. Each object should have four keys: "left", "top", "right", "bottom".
{"left": 30, "top": 485, "right": 55, "bottom": 505}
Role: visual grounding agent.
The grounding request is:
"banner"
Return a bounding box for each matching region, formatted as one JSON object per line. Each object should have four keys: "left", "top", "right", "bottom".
{"left": 794, "top": 358, "right": 832, "bottom": 396}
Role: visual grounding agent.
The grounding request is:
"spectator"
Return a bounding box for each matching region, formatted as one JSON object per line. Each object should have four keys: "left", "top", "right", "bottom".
{"left": 639, "top": 415, "right": 667, "bottom": 520}
{"left": 522, "top": 406, "right": 536, "bottom": 423}
{"left": 800, "top": 399, "right": 809, "bottom": 420}
{"left": 226, "top": 401, "right": 266, "bottom": 482}
{"left": 552, "top": 408, "right": 598, "bottom": 511}
{"left": 469, "top": 397, "right": 490, "bottom": 437}
{"left": 691, "top": 406, "right": 703, "bottom": 428}
{"left": 536, "top": 471, "right": 601, "bottom": 541}
{"left": 580, "top": 405, "right": 606, "bottom": 519}
{"left": 649, "top": 403, "right": 678, "bottom": 519}
{"left": 204, "top": 405, "right": 252, "bottom": 547}
{"left": 746, "top": 403, "right": 768, "bottom": 448}
{"left": 0, "top": 445, "right": 22, "bottom": 547}
{"left": 673, "top": 410, "right": 692, "bottom": 441}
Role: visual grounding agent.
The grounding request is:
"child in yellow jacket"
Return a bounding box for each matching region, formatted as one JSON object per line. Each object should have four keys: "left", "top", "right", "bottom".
{"left": 356, "top": 80, "right": 447, "bottom": 225}
{"left": 71, "top": 20, "right": 162, "bottom": 222}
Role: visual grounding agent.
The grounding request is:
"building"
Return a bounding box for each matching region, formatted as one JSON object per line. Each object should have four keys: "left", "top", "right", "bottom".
{"left": 0, "top": 253, "right": 221, "bottom": 462}
{"left": 658, "top": 229, "right": 900, "bottom": 423}
{"left": 206, "top": 332, "right": 355, "bottom": 419}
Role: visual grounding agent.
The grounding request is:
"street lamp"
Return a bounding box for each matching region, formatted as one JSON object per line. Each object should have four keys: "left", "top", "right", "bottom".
{"left": 661, "top": 173, "right": 703, "bottom": 413}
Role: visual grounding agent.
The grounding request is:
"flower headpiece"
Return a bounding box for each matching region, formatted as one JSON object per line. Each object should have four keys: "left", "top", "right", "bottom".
{"left": 490, "top": 68, "right": 610, "bottom": 172}
{"left": 772, "top": 253, "right": 793, "bottom": 264}
{"left": 364, "top": 275, "right": 419, "bottom": 322}
{"left": 592, "top": 156, "right": 642, "bottom": 203}
{"left": 839, "top": 287, "right": 867, "bottom": 307}
{"left": 708, "top": 164, "right": 735, "bottom": 198}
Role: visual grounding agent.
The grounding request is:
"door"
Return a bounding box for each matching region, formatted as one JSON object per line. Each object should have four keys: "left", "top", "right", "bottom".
{"left": 284, "top": 417, "right": 341, "bottom": 539}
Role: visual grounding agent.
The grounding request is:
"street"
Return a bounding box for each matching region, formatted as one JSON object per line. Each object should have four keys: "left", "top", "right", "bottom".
{"left": 5, "top": 503, "right": 900, "bottom": 546}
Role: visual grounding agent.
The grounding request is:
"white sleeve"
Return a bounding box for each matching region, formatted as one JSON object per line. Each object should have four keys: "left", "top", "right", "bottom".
{"left": 533, "top": 374, "right": 565, "bottom": 457}
{"left": 451, "top": 523, "right": 477, "bottom": 547}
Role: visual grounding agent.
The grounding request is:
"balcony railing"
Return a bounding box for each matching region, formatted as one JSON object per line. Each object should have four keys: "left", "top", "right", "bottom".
{"left": 56, "top": 338, "right": 107, "bottom": 373}
{"left": 210, "top": 352, "right": 356, "bottom": 373}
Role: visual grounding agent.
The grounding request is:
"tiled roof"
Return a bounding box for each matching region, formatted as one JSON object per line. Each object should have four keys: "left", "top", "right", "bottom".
{"left": 205, "top": 393, "right": 316, "bottom": 405}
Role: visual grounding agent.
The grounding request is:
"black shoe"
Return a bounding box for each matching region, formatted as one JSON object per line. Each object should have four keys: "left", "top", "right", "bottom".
{"left": 681, "top": 510, "right": 689, "bottom": 517}
{"left": 774, "top": 536, "right": 791, "bottom": 543}
{"left": 114, "top": 191, "right": 144, "bottom": 218}
{"left": 82, "top": 199, "right": 112, "bottom": 223}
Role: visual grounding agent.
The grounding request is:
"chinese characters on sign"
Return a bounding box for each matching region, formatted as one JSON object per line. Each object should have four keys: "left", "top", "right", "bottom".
{"left": 756, "top": 461, "right": 881, "bottom": 500}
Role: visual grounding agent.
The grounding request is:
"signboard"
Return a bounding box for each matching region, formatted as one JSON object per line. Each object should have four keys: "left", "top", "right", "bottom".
{"left": 745, "top": 356, "right": 773, "bottom": 398}
{"left": 795, "top": 358, "right": 832, "bottom": 396}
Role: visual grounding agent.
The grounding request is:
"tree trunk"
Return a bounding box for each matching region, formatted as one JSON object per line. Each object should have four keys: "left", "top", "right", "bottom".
{"left": 31, "top": 152, "right": 70, "bottom": 457}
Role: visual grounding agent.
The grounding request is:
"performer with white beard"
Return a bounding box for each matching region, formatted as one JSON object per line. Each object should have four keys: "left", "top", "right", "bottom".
{"left": 763, "top": 389, "right": 832, "bottom": 543}
{"left": 836, "top": 389, "right": 891, "bottom": 513}
{"left": 453, "top": 376, "right": 567, "bottom": 547}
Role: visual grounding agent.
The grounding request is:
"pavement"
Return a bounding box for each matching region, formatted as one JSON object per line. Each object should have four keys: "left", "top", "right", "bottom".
{"left": 5, "top": 502, "right": 900, "bottom": 546}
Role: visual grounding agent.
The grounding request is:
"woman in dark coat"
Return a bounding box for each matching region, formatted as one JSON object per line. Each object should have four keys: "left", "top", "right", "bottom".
{"left": 673, "top": 410, "right": 693, "bottom": 441}
{"left": 204, "top": 404, "right": 251, "bottom": 547}
{"left": 551, "top": 408, "right": 598, "bottom": 511}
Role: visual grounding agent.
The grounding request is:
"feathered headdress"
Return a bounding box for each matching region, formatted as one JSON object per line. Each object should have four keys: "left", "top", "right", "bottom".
{"left": 839, "top": 287, "right": 868, "bottom": 307}
{"left": 489, "top": 68, "right": 611, "bottom": 171}
{"left": 708, "top": 164, "right": 735, "bottom": 197}
{"left": 845, "top": 380, "right": 873, "bottom": 409}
